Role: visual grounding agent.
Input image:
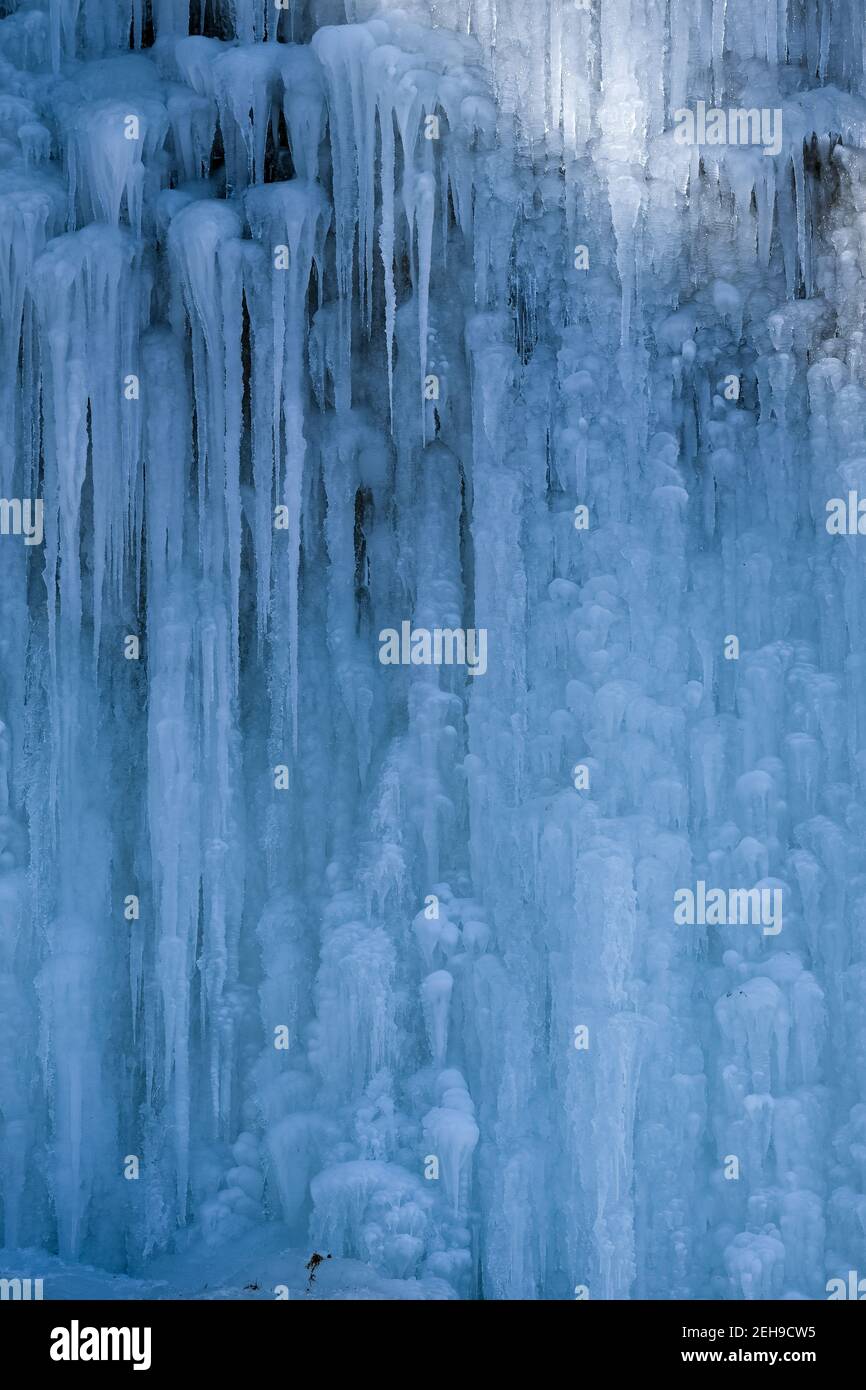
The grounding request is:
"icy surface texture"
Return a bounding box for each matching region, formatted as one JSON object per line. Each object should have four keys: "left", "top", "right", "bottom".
{"left": 0, "top": 0, "right": 864, "bottom": 1301}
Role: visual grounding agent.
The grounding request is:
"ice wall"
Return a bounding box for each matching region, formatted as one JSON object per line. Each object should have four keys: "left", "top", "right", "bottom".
{"left": 0, "top": 0, "right": 865, "bottom": 1300}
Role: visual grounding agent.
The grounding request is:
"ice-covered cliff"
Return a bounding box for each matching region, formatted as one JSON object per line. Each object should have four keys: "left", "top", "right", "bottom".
{"left": 0, "top": 0, "right": 865, "bottom": 1300}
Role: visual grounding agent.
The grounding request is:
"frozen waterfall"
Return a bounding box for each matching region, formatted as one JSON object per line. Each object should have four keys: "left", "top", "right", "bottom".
{"left": 0, "top": 0, "right": 865, "bottom": 1303}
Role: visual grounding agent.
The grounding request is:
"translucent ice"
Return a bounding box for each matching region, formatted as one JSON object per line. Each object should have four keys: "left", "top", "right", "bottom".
{"left": 0, "top": 0, "right": 864, "bottom": 1306}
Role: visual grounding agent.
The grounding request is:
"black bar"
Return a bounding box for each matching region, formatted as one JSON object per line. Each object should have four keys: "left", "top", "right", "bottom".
{"left": 2, "top": 1297, "right": 861, "bottom": 1375}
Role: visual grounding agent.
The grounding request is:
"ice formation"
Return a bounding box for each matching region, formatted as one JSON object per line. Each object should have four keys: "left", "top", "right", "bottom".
{"left": 0, "top": 0, "right": 865, "bottom": 1301}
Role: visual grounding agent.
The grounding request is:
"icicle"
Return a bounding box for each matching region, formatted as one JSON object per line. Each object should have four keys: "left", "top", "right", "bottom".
{"left": 311, "top": 23, "right": 378, "bottom": 409}
{"left": 245, "top": 179, "right": 331, "bottom": 748}
{"left": 212, "top": 43, "right": 282, "bottom": 189}
{"left": 276, "top": 44, "right": 326, "bottom": 183}
{"left": 33, "top": 224, "right": 150, "bottom": 664}
{"left": 421, "top": 969, "right": 453, "bottom": 1067}
{"left": 68, "top": 99, "right": 169, "bottom": 235}
{"left": 407, "top": 170, "right": 436, "bottom": 439}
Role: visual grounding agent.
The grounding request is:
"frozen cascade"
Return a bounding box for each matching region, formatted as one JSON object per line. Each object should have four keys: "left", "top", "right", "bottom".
{"left": 0, "top": 0, "right": 863, "bottom": 1304}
